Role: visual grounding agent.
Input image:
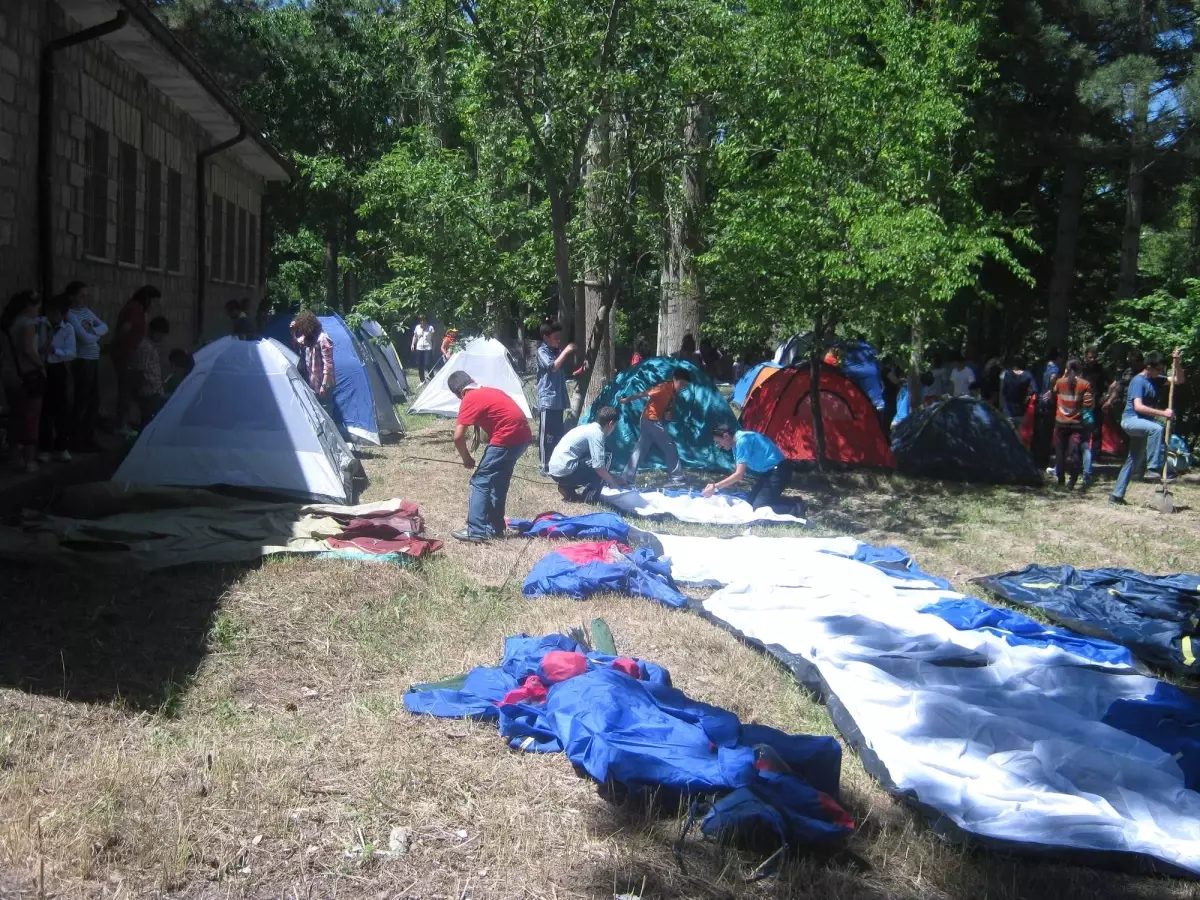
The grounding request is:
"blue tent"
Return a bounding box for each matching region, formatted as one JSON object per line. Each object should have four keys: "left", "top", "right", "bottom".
{"left": 584, "top": 357, "right": 737, "bottom": 473}
{"left": 891, "top": 397, "right": 1042, "bottom": 485}
{"left": 731, "top": 361, "right": 779, "bottom": 407}
{"left": 264, "top": 314, "right": 401, "bottom": 445}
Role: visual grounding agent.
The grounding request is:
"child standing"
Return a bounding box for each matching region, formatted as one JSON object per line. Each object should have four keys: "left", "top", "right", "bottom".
{"left": 618, "top": 367, "right": 690, "bottom": 485}
{"left": 411, "top": 315, "right": 435, "bottom": 381}
{"left": 536, "top": 322, "right": 576, "bottom": 476}
{"left": 65, "top": 281, "right": 107, "bottom": 451}
{"left": 39, "top": 294, "right": 75, "bottom": 461}
{"left": 131, "top": 317, "right": 170, "bottom": 425}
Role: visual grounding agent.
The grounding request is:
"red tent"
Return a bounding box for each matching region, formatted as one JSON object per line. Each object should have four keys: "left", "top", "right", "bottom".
{"left": 741, "top": 365, "right": 896, "bottom": 468}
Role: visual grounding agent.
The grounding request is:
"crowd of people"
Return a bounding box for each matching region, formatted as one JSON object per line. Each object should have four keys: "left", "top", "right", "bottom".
{"left": 0, "top": 285, "right": 256, "bottom": 474}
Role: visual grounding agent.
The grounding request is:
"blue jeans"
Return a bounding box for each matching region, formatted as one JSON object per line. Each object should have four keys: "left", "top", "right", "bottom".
{"left": 1112, "top": 416, "right": 1164, "bottom": 500}
{"left": 467, "top": 443, "right": 528, "bottom": 537}
{"left": 553, "top": 463, "right": 604, "bottom": 501}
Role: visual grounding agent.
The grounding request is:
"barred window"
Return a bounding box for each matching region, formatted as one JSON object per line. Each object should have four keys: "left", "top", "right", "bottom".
{"left": 248, "top": 213, "right": 259, "bottom": 286}
{"left": 144, "top": 158, "right": 162, "bottom": 269}
{"left": 224, "top": 198, "right": 236, "bottom": 282}
{"left": 83, "top": 124, "right": 109, "bottom": 258}
{"left": 166, "top": 169, "right": 182, "bottom": 272}
{"left": 117, "top": 141, "right": 137, "bottom": 264}
{"left": 237, "top": 207, "right": 248, "bottom": 284}
{"left": 211, "top": 194, "right": 224, "bottom": 281}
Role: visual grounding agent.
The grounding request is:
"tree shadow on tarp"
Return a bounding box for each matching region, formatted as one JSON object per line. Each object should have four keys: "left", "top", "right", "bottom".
{"left": 0, "top": 560, "right": 251, "bottom": 710}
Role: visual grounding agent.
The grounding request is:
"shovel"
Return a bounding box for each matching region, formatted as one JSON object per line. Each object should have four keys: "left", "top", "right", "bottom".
{"left": 1155, "top": 362, "right": 1178, "bottom": 514}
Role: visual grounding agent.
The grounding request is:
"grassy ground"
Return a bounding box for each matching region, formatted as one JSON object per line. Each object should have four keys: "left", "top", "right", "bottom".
{"left": 2, "top": 399, "right": 1200, "bottom": 899}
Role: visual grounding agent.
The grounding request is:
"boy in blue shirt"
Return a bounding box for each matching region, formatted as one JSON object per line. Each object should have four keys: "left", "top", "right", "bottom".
{"left": 1110, "top": 349, "right": 1184, "bottom": 505}
{"left": 536, "top": 322, "right": 577, "bottom": 476}
{"left": 703, "top": 425, "right": 804, "bottom": 517}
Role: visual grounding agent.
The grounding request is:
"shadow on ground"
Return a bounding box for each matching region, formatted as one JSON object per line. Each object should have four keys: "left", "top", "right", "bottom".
{"left": 0, "top": 561, "right": 249, "bottom": 710}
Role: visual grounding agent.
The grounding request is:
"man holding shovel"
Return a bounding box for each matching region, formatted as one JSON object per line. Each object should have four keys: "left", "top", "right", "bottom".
{"left": 1110, "top": 349, "right": 1184, "bottom": 506}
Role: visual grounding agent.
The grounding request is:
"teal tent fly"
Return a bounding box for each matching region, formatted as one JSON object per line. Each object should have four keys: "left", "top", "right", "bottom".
{"left": 583, "top": 357, "right": 737, "bottom": 474}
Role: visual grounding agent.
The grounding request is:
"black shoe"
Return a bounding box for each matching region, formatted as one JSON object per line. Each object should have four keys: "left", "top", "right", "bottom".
{"left": 1108, "top": 496, "right": 1127, "bottom": 506}
{"left": 1068, "top": 475, "right": 1078, "bottom": 490}
{"left": 558, "top": 485, "right": 582, "bottom": 502}
{"left": 452, "top": 528, "right": 487, "bottom": 543}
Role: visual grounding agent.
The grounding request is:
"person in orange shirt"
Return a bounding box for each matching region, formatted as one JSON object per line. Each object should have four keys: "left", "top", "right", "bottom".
{"left": 617, "top": 367, "right": 690, "bottom": 485}
{"left": 441, "top": 328, "right": 459, "bottom": 362}
{"left": 1051, "top": 358, "right": 1093, "bottom": 489}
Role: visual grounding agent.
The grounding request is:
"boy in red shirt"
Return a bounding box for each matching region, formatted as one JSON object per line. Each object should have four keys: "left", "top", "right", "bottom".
{"left": 448, "top": 370, "right": 532, "bottom": 542}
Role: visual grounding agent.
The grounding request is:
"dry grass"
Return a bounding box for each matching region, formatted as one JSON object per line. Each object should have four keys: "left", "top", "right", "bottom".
{"left": 3, "top": 402, "right": 1200, "bottom": 899}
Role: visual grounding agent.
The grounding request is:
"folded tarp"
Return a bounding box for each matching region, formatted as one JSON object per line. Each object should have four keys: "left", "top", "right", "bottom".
{"left": 405, "top": 633, "right": 852, "bottom": 852}
{"left": 522, "top": 541, "right": 687, "bottom": 608}
{"left": 0, "top": 484, "right": 442, "bottom": 570}
{"left": 975, "top": 565, "right": 1200, "bottom": 675}
{"left": 507, "top": 511, "right": 630, "bottom": 541}
{"left": 601, "top": 487, "right": 806, "bottom": 526}
{"left": 661, "top": 533, "right": 1200, "bottom": 875}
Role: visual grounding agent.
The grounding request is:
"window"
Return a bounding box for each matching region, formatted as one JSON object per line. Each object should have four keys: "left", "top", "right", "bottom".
{"left": 117, "top": 141, "right": 137, "bottom": 264}
{"left": 224, "top": 198, "right": 237, "bottom": 282}
{"left": 166, "top": 168, "right": 181, "bottom": 272}
{"left": 211, "top": 194, "right": 224, "bottom": 281}
{"left": 83, "top": 124, "right": 109, "bottom": 258}
{"left": 237, "top": 207, "right": 248, "bottom": 284}
{"left": 248, "top": 213, "right": 259, "bottom": 287}
{"left": 144, "top": 158, "right": 162, "bottom": 269}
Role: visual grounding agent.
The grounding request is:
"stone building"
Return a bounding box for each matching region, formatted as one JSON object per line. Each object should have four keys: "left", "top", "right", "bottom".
{"left": 0, "top": 0, "right": 291, "bottom": 346}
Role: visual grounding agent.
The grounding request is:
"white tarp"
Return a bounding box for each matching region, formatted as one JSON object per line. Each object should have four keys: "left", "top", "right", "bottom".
{"left": 685, "top": 535, "right": 1200, "bottom": 875}
{"left": 601, "top": 488, "right": 806, "bottom": 526}
{"left": 655, "top": 533, "right": 862, "bottom": 585}
{"left": 409, "top": 337, "right": 531, "bottom": 417}
{"left": 114, "top": 337, "right": 357, "bottom": 503}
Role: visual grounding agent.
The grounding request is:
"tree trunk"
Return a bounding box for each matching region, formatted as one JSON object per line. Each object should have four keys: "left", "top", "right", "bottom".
{"left": 657, "top": 100, "right": 706, "bottom": 356}
{"left": 1118, "top": 5, "right": 1151, "bottom": 301}
{"left": 1046, "top": 156, "right": 1085, "bottom": 355}
{"left": 549, "top": 187, "right": 574, "bottom": 337}
{"left": 810, "top": 314, "right": 826, "bottom": 472}
{"left": 582, "top": 113, "right": 614, "bottom": 411}
{"left": 342, "top": 205, "right": 358, "bottom": 313}
{"left": 908, "top": 313, "right": 924, "bottom": 414}
{"left": 324, "top": 222, "right": 339, "bottom": 312}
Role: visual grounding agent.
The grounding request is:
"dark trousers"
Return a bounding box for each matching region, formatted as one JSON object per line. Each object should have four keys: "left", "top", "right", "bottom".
{"left": 538, "top": 408, "right": 565, "bottom": 472}
{"left": 1054, "top": 424, "right": 1084, "bottom": 481}
{"left": 746, "top": 460, "right": 798, "bottom": 514}
{"left": 467, "top": 442, "right": 528, "bottom": 538}
{"left": 553, "top": 463, "right": 605, "bottom": 502}
{"left": 416, "top": 348, "right": 433, "bottom": 381}
{"left": 39, "top": 363, "right": 71, "bottom": 453}
{"left": 69, "top": 358, "right": 99, "bottom": 449}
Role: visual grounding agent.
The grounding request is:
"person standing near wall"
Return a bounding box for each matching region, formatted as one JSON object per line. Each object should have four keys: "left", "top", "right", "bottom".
{"left": 111, "top": 285, "right": 161, "bottom": 436}
{"left": 38, "top": 294, "right": 75, "bottom": 462}
{"left": 64, "top": 281, "right": 107, "bottom": 453}
{"left": 3, "top": 291, "right": 46, "bottom": 473}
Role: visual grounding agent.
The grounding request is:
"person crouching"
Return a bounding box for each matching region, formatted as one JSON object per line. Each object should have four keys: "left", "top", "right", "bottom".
{"left": 447, "top": 370, "right": 532, "bottom": 543}
{"left": 704, "top": 425, "right": 804, "bottom": 517}
{"left": 548, "top": 406, "right": 627, "bottom": 502}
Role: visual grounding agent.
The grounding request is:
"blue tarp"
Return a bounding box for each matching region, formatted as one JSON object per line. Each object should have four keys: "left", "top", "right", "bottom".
{"left": 584, "top": 357, "right": 737, "bottom": 473}
{"left": 731, "top": 361, "right": 779, "bottom": 407}
{"left": 891, "top": 397, "right": 1042, "bottom": 485}
{"left": 522, "top": 541, "right": 687, "bottom": 608}
{"left": 405, "top": 634, "right": 852, "bottom": 851}
{"left": 264, "top": 313, "right": 383, "bottom": 443}
{"left": 507, "top": 512, "right": 630, "bottom": 541}
{"left": 975, "top": 565, "right": 1200, "bottom": 675}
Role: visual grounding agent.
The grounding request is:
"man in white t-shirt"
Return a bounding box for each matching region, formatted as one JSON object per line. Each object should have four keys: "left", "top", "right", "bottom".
{"left": 411, "top": 314, "right": 435, "bottom": 381}
{"left": 548, "top": 406, "right": 626, "bottom": 502}
{"left": 949, "top": 355, "right": 974, "bottom": 397}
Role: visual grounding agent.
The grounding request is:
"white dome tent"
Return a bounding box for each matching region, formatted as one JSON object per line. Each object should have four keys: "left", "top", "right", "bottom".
{"left": 408, "top": 337, "right": 531, "bottom": 417}
{"left": 113, "top": 337, "right": 359, "bottom": 503}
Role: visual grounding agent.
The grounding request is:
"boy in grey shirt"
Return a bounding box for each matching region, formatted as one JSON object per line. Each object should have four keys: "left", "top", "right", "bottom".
{"left": 548, "top": 406, "right": 625, "bottom": 501}
{"left": 536, "top": 321, "right": 577, "bottom": 475}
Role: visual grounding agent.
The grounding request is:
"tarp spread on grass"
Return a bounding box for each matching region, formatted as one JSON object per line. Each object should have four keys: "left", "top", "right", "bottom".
{"left": 0, "top": 484, "right": 442, "bottom": 570}
{"left": 507, "top": 511, "right": 630, "bottom": 541}
{"left": 975, "top": 565, "right": 1200, "bottom": 675}
{"left": 522, "top": 540, "right": 687, "bottom": 608}
{"left": 404, "top": 633, "right": 853, "bottom": 852}
{"left": 658, "top": 533, "right": 1200, "bottom": 875}
{"left": 601, "top": 487, "right": 806, "bottom": 526}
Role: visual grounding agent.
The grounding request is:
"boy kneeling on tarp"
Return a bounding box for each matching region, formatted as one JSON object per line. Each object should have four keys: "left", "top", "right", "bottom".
{"left": 548, "top": 406, "right": 628, "bottom": 502}
{"left": 703, "top": 425, "right": 805, "bottom": 517}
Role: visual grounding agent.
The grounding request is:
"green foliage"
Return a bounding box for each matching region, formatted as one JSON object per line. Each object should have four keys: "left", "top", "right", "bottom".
{"left": 1105, "top": 282, "right": 1200, "bottom": 362}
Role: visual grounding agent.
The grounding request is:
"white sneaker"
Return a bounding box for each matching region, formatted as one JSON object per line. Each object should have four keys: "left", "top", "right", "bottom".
{"left": 56, "top": 450, "right": 72, "bottom": 463}
{"left": 37, "top": 452, "right": 51, "bottom": 463}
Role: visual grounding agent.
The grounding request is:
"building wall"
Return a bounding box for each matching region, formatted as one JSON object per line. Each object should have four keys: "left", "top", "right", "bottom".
{"left": 0, "top": 0, "right": 268, "bottom": 353}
